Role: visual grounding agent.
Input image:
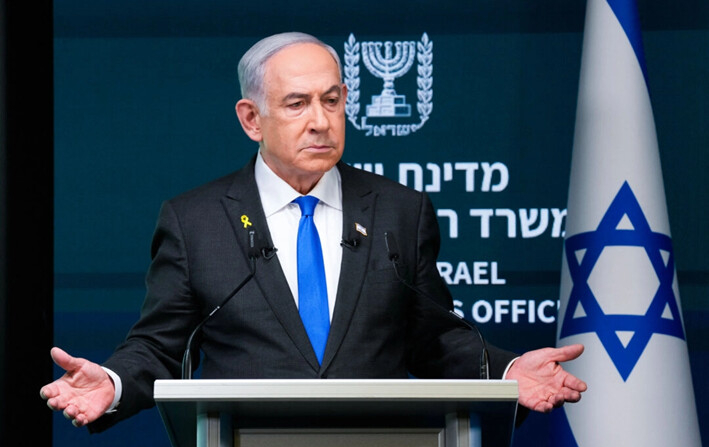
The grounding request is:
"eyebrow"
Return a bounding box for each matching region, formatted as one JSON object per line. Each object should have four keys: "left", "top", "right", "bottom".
{"left": 321, "top": 85, "right": 342, "bottom": 97}
{"left": 281, "top": 85, "right": 342, "bottom": 104}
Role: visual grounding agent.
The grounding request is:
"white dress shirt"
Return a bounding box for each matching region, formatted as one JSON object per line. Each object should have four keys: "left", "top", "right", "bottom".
{"left": 254, "top": 151, "right": 343, "bottom": 320}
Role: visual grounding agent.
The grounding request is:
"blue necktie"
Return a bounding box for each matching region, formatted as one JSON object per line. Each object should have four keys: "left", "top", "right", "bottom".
{"left": 293, "top": 196, "right": 330, "bottom": 364}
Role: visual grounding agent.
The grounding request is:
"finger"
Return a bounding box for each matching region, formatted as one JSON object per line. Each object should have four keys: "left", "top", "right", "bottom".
{"left": 47, "top": 397, "right": 60, "bottom": 411}
{"left": 563, "top": 373, "right": 588, "bottom": 392}
{"left": 63, "top": 402, "right": 81, "bottom": 419}
{"left": 40, "top": 382, "right": 65, "bottom": 400}
{"left": 564, "top": 390, "right": 582, "bottom": 403}
{"left": 72, "top": 414, "right": 87, "bottom": 427}
{"left": 520, "top": 393, "right": 554, "bottom": 414}
{"left": 46, "top": 391, "right": 73, "bottom": 412}
{"left": 549, "top": 392, "right": 567, "bottom": 408}
{"left": 39, "top": 385, "right": 53, "bottom": 400}
{"left": 533, "top": 400, "right": 553, "bottom": 413}
{"left": 559, "top": 386, "right": 583, "bottom": 403}
{"left": 50, "top": 347, "right": 85, "bottom": 372}
{"left": 63, "top": 403, "right": 89, "bottom": 427}
{"left": 550, "top": 344, "right": 584, "bottom": 363}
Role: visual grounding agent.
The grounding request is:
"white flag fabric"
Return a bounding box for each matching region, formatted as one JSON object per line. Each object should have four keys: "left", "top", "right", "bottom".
{"left": 553, "top": 0, "right": 702, "bottom": 445}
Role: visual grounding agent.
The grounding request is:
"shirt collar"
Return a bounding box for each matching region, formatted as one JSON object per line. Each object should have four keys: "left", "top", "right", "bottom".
{"left": 254, "top": 151, "right": 342, "bottom": 217}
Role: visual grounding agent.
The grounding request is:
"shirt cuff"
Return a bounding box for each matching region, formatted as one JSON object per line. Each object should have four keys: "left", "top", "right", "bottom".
{"left": 501, "top": 357, "right": 520, "bottom": 379}
{"left": 101, "top": 367, "right": 123, "bottom": 413}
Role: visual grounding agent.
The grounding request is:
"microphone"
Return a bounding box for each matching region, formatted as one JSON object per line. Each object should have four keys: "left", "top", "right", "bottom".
{"left": 248, "top": 227, "right": 277, "bottom": 260}
{"left": 181, "top": 229, "right": 260, "bottom": 379}
{"left": 340, "top": 237, "right": 360, "bottom": 250}
{"left": 261, "top": 246, "right": 278, "bottom": 260}
{"left": 383, "top": 231, "right": 491, "bottom": 380}
{"left": 247, "top": 229, "right": 261, "bottom": 259}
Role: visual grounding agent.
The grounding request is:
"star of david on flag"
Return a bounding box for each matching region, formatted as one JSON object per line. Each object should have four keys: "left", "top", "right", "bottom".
{"left": 559, "top": 181, "right": 684, "bottom": 381}
{"left": 552, "top": 0, "right": 701, "bottom": 445}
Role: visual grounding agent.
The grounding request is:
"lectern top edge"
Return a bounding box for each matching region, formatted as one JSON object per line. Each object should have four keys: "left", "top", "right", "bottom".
{"left": 154, "top": 378, "right": 519, "bottom": 402}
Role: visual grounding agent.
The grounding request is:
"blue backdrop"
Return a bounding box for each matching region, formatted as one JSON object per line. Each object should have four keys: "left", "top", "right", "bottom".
{"left": 52, "top": 1, "right": 708, "bottom": 445}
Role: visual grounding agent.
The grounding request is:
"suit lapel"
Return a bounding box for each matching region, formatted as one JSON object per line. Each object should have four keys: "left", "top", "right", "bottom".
{"left": 221, "top": 157, "right": 321, "bottom": 371}
{"left": 321, "top": 163, "right": 377, "bottom": 372}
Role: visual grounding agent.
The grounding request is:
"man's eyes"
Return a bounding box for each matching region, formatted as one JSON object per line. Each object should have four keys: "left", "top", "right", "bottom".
{"left": 284, "top": 95, "right": 340, "bottom": 110}
{"left": 323, "top": 96, "right": 341, "bottom": 107}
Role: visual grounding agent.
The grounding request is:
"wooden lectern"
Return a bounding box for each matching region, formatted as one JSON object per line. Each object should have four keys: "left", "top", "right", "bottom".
{"left": 154, "top": 379, "right": 518, "bottom": 447}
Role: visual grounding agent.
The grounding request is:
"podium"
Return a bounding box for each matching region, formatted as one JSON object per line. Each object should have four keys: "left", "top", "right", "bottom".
{"left": 154, "top": 379, "right": 518, "bottom": 447}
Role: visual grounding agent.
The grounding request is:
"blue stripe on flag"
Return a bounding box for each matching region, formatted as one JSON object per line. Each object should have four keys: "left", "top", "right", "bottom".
{"left": 606, "top": 0, "right": 649, "bottom": 85}
{"left": 551, "top": 407, "right": 579, "bottom": 447}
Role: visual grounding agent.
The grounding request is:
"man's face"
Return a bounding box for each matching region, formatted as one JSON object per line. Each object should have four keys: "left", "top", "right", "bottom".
{"left": 257, "top": 43, "right": 347, "bottom": 192}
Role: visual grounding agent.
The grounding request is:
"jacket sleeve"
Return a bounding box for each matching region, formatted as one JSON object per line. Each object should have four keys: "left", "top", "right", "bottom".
{"left": 89, "top": 200, "right": 201, "bottom": 433}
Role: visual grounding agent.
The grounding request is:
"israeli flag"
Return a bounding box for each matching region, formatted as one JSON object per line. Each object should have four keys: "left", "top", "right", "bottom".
{"left": 553, "top": 0, "right": 702, "bottom": 445}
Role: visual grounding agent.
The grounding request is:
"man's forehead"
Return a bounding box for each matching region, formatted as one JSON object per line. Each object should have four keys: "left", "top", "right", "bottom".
{"left": 264, "top": 43, "right": 340, "bottom": 82}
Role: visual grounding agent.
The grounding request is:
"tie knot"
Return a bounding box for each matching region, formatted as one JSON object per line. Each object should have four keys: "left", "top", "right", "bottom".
{"left": 294, "top": 195, "right": 319, "bottom": 217}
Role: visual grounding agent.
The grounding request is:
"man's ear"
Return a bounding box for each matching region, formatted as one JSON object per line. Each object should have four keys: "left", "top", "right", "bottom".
{"left": 341, "top": 82, "right": 348, "bottom": 104}
{"left": 235, "top": 99, "right": 263, "bottom": 142}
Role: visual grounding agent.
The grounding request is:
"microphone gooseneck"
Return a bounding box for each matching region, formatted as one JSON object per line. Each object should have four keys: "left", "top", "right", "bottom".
{"left": 383, "top": 231, "right": 491, "bottom": 380}
{"left": 181, "top": 229, "right": 260, "bottom": 380}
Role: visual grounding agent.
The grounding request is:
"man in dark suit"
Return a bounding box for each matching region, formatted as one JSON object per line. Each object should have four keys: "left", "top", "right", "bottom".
{"left": 41, "top": 32, "right": 586, "bottom": 431}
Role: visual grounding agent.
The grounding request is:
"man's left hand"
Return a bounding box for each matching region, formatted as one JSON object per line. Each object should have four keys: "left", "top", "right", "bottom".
{"left": 505, "top": 344, "right": 587, "bottom": 413}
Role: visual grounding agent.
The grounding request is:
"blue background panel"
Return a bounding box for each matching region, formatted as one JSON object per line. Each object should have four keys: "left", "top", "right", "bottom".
{"left": 53, "top": 2, "right": 708, "bottom": 445}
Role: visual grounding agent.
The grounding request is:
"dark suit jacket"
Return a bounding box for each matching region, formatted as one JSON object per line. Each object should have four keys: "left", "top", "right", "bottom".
{"left": 91, "top": 157, "right": 517, "bottom": 432}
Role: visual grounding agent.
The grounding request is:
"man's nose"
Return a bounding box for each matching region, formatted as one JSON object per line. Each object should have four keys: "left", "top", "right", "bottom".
{"left": 308, "top": 102, "right": 330, "bottom": 133}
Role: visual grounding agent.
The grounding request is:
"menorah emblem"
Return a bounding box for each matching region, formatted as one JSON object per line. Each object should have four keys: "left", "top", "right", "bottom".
{"left": 344, "top": 33, "right": 433, "bottom": 137}
{"left": 361, "top": 40, "right": 416, "bottom": 117}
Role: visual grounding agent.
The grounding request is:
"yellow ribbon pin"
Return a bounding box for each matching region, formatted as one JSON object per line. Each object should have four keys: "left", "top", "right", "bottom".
{"left": 241, "top": 215, "right": 252, "bottom": 228}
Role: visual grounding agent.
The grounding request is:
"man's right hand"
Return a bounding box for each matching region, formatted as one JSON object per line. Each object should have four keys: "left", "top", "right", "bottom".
{"left": 40, "top": 347, "right": 116, "bottom": 427}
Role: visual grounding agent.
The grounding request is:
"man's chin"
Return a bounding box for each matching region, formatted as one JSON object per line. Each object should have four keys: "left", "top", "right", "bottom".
{"left": 300, "top": 149, "right": 342, "bottom": 167}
